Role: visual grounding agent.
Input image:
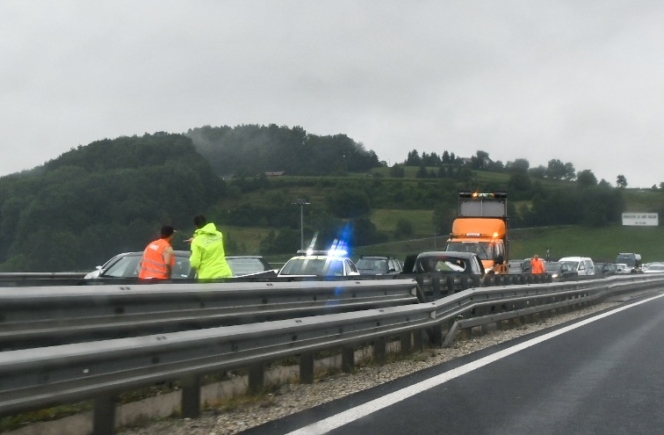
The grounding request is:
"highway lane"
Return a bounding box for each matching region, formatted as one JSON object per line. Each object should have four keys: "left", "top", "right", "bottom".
{"left": 241, "top": 291, "right": 664, "bottom": 435}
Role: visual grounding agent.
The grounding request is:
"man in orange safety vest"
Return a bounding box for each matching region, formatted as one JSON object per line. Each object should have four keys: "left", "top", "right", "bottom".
{"left": 530, "top": 254, "right": 546, "bottom": 274}
{"left": 139, "top": 225, "right": 176, "bottom": 280}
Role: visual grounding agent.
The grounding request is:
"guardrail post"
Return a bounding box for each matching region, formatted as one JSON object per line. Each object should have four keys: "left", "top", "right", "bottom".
{"left": 341, "top": 346, "right": 355, "bottom": 373}
{"left": 374, "top": 336, "right": 387, "bottom": 364}
{"left": 432, "top": 275, "right": 441, "bottom": 299}
{"left": 442, "top": 320, "right": 461, "bottom": 348}
{"left": 413, "top": 329, "right": 423, "bottom": 352}
{"left": 427, "top": 324, "right": 443, "bottom": 346}
{"left": 248, "top": 363, "right": 265, "bottom": 395}
{"left": 181, "top": 374, "right": 201, "bottom": 418}
{"left": 400, "top": 332, "right": 412, "bottom": 355}
{"left": 93, "top": 394, "right": 116, "bottom": 435}
{"left": 300, "top": 352, "right": 315, "bottom": 384}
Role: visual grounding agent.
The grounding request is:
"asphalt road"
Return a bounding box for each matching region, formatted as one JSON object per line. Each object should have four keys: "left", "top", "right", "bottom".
{"left": 241, "top": 291, "right": 664, "bottom": 435}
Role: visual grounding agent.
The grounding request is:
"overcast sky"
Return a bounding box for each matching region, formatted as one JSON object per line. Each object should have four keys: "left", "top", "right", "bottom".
{"left": 2, "top": 1, "right": 663, "bottom": 187}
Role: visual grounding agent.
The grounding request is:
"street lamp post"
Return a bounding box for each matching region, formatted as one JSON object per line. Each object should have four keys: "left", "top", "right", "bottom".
{"left": 292, "top": 199, "right": 310, "bottom": 250}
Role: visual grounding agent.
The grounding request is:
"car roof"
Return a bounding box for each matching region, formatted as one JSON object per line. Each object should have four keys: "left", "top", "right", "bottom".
{"left": 416, "top": 251, "right": 479, "bottom": 259}
{"left": 123, "top": 250, "right": 190, "bottom": 257}
{"left": 559, "top": 256, "right": 592, "bottom": 261}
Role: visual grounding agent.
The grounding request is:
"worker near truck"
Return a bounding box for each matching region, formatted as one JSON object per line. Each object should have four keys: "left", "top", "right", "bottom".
{"left": 530, "top": 254, "right": 546, "bottom": 274}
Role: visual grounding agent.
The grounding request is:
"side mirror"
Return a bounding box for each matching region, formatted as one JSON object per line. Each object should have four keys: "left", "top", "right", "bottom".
{"left": 495, "top": 255, "right": 504, "bottom": 265}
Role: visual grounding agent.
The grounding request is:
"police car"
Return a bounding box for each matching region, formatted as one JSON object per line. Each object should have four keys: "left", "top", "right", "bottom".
{"left": 277, "top": 249, "right": 360, "bottom": 278}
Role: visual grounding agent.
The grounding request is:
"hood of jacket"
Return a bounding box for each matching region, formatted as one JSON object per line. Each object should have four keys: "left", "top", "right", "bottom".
{"left": 194, "top": 222, "right": 221, "bottom": 237}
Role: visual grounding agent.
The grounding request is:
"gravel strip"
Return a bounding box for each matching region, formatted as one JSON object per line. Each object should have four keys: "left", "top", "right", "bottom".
{"left": 120, "top": 300, "right": 624, "bottom": 435}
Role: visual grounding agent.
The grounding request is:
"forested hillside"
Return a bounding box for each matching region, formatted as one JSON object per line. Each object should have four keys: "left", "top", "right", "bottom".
{"left": 0, "top": 125, "right": 658, "bottom": 272}
{"left": 0, "top": 133, "right": 224, "bottom": 271}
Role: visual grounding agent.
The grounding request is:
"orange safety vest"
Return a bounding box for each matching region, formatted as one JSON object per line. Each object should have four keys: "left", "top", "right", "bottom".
{"left": 531, "top": 258, "right": 545, "bottom": 274}
{"left": 139, "top": 238, "right": 175, "bottom": 279}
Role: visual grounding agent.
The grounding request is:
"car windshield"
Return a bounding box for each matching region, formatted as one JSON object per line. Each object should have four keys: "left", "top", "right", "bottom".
{"left": 561, "top": 261, "right": 579, "bottom": 270}
{"left": 445, "top": 242, "right": 491, "bottom": 260}
{"left": 355, "top": 258, "right": 388, "bottom": 271}
{"left": 101, "top": 255, "right": 141, "bottom": 278}
{"left": 226, "top": 257, "right": 268, "bottom": 276}
{"left": 418, "top": 256, "right": 468, "bottom": 273}
{"left": 101, "top": 253, "right": 191, "bottom": 279}
{"left": 279, "top": 258, "right": 343, "bottom": 276}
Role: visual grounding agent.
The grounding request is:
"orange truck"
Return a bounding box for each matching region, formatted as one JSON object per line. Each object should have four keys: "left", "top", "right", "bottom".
{"left": 444, "top": 191, "right": 508, "bottom": 274}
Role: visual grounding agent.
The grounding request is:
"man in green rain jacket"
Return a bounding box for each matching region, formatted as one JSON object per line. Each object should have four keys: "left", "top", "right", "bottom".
{"left": 189, "top": 215, "right": 233, "bottom": 279}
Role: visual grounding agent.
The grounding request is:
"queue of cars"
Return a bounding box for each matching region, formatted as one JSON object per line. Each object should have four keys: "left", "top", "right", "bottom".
{"left": 89, "top": 247, "right": 657, "bottom": 284}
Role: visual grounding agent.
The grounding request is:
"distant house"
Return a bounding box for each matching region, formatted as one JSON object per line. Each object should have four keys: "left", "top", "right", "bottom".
{"left": 265, "top": 171, "right": 285, "bottom": 177}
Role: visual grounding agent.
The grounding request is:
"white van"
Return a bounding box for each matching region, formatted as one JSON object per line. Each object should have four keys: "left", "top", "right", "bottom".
{"left": 558, "top": 256, "right": 595, "bottom": 276}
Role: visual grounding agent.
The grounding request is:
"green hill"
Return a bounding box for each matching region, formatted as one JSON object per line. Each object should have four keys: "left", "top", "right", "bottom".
{"left": 1, "top": 128, "right": 663, "bottom": 272}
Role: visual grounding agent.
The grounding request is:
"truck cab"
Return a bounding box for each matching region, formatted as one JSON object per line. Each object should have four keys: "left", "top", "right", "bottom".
{"left": 445, "top": 192, "right": 508, "bottom": 274}
{"left": 616, "top": 252, "right": 642, "bottom": 273}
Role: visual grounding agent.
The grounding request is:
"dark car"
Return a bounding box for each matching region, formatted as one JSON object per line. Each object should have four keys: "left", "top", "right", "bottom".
{"left": 90, "top": 250, "right": 194, "bottom": 280}
{"left": 404, "top": 251, "right": 485, "bottom": 276}
{"left": 402, "top": 251, "right": 485, "bottom": 299}
{"left": 595, "top": 262, "right": 617, "bottom": 276}
{"left": 545, "top": 261, "right": 578, "bottom": 281}
{"left": 355, "top": 255, "right": 403, "bottom": 275}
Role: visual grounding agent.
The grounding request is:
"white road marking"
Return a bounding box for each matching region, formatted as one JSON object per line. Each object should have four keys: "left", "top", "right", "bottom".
{"left": 286, "top": 293, "right": 664, "bottom": 435}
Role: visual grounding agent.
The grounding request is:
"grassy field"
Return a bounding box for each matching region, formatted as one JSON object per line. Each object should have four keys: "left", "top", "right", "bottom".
{"left": 370, "top": 209, "right": 434, "bottom": 237}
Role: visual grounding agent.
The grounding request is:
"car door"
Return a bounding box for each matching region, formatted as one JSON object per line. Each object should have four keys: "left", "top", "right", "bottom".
{"left": 577, "top": 261, "right": 587, "bottom": 275}
{"left": 345, "top": 259, "right": 360, "bottom": 276}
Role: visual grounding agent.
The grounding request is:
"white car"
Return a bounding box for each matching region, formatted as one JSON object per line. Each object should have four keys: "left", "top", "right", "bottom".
{"left": 558, "top": 256, "right": 595, "bottom": 276}
{"left": 278, "top": 249, "right": 361, "bottom": 278}
{"left": 643, "top": 263, "right": 664, "bottom": 274}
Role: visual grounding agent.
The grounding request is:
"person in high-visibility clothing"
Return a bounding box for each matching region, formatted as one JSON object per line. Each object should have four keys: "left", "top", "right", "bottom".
{"left": 139, "top": 225, "right": 176, "bottom": 279}
{"left": 189, "top": 215, "right": 233, "bottom": 280}
{"left": 530, "top": 254, "right": 546, "bottom": 274}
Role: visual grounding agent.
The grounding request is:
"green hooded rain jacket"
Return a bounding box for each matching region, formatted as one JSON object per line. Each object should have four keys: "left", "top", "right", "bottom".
{"left": 189, "top": 222, "right": 233, "bottom": 279}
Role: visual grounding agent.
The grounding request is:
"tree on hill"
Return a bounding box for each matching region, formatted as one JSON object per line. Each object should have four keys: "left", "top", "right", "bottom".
{"left": 577, "top": 170, "right": 598, "bottom": 188}
{"left": 506, "top": 159, "right": 530, "bottom": 173}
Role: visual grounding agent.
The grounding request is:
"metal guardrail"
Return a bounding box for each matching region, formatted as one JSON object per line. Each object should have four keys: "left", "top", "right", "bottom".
{"left": 0, "top": 279, "right": 421, "bottom": 350}
{"left": 0, "top": 275, "right": 664, "bottom": 435}
{"left": 0, "top": 272, "right": 88, "bottom": 287}
{"left": 1, "top": 274, "right": 662, "bottom": 434}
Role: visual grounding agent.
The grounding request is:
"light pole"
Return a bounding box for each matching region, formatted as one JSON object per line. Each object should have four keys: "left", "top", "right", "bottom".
{"left": 293, "top": 199, "right": 310, "bottom": 250}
